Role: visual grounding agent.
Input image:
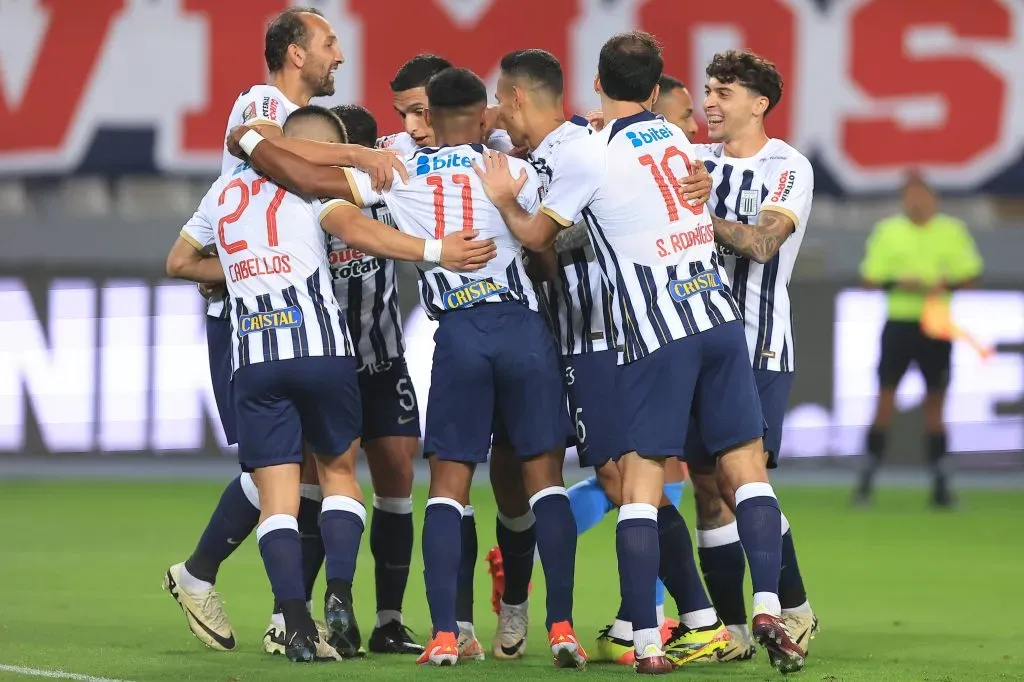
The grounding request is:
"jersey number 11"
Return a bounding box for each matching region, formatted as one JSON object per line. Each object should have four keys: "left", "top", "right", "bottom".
{"left": 427, "top": 174, "right": 475, "bottom": 238}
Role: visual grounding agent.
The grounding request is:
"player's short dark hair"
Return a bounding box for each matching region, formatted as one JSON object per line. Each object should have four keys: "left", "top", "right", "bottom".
{"left": 330, "top": 105, "right": 378, "bottom": 148}
{"left": 284, "top": 104, "right": 347, "bottom": 143}
{"left": 598, "top": 32, "right": 664, "bottom": 103}
{"left": 425, "top": 68, "right": 487, "bottom": 112}
{"left": 264, "top": 7, "right": 324, "bottom": 73}
{"left": 389, "top": 54, "right": 453, "bottom": 92}
{"left": 658, "top": 74, "right": 686, "bottom": 93}
{"left": 500, "top": 49, "right": 563, "bottom": 96}
{"left": 705, "top": 50, "right": 784, "bottom": 115}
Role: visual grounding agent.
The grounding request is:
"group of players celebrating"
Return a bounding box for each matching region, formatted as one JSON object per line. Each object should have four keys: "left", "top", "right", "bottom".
{"left": 162, "top": 5, "right": 819, "bottom": 675}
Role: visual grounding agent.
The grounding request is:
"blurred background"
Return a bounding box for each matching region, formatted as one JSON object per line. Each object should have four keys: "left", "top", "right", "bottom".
{"left": 1, "top": 0, "right": 1022, "bottom": 475}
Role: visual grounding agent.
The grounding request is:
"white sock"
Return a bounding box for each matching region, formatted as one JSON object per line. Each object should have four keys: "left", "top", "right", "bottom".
{"left": 376, "top": 609, "right": 403, "bottom": 627}
{"left": 456, "top": 620, "right": 475, "bottom": 637}
{"left": 271, "top": 612, "right": 285, "bottom": 627}
{"left": 783, "top": 599, "right": 813, "bottom": 615}
{"left": 178, "top": 565, "right": 212, "bottom": 593}
{"left": 306, "top": 600, "right": 312, "bottom": 614}
{"left": 681, "top": 607, "right": 718, "bottom": 629}
{"left": 655, "top": 603, "right": 666, "bottom": 626}
{"left": 608, "top": 618, "right": 633, "bottom": 640}
{"left": 633, "top": 627, "right": 662, "bottom": 656}
{"left": 753, "top": 591, "right": 782, "bottom": 617}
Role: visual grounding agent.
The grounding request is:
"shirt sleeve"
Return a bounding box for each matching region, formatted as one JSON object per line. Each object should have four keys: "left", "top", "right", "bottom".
{"left": 342, "top": 168, "right": 384, "bottom": 208}
{"left": 516, "top": 163, "right": 543, "bottom": 214}
{"left": 179, "top": 184, "right": 218, "bottom": 252}
{"left": 859, "top": 219, "right": 894, "bottom": 283}
{"left": 944, "top": 218, "right": 984, "bottom": 283}
{"left": 539, "top": 138, "right": 602, "bottom": 227}
{"left": 486, "top": 129, "right": 516, "bottom": 153}
{"left": 239, "top": 89, "right": 289, "bottom": 130}
{"left": 760, "top": 155, "right": 814, "bottom": 230}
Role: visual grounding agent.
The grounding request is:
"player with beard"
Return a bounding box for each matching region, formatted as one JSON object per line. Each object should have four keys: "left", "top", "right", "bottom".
{"left": 162, "top": 6, "right": 404, "bottom": 655}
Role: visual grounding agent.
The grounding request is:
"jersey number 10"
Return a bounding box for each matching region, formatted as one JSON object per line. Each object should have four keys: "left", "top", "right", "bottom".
{"left": 217, "top": 176, "right": 287, "bottom": 254}
{"left": 639, "top": 146, "right": 703, "bottom": 221}
{"left": 427, "top": 174, "right": 474, "bottom": 238}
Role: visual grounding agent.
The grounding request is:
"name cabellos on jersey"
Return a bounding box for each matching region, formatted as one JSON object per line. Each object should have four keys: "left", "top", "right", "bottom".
{"left": 329, "top": 202, "right": 405, "bottom": 367}
{"left": 697, "top": 138, "right": 814, "bottom": 372}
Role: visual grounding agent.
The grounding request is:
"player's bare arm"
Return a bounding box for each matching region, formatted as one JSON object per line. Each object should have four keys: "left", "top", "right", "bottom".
{"left": 238, "top": 131, "right": 359, "bottom": 203}
{"left": 472, "top": 150, "right": 561, "bottom": 251}
{"left": 165, "top": 236, "right": 226, "bottom": 285}
{"left": 320, "top": 203, "right": 496, "bottom": 272}
{"left": 227, "top": 124, "right": 408, "bottom": 191}
{"left": 711, "top": 208, "right": 795, "bottom": 264}
{"left": 524, "top": 247, "right": 559, "bottom": 283}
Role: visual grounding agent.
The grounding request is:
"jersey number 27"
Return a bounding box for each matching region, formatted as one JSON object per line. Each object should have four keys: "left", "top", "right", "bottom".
{"left": 217, "top": 176, "right": 287, "bottom": 254}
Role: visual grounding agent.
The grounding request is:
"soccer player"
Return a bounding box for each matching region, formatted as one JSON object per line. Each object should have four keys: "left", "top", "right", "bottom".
{"left": 689, "top": 50, "right": 818, "bottom": 661}
{"left": 162, "top": 6, "right": 404, "bottom": 654}
{"left": 234, "top": 68, "right": 587, "bottom": 670}
{"left": 855, "top": 172, "right": 984, "bottom": 508}
{"left": 652, "top": 75, "right": 699, "bottom": 140}
{"left": 474, "top": 32, "right": 805, "bottom": 674}
{"left": 492, "top": 50, "right": 726, "bottom": 668}
{"left": 169, "top": 105, "right": 497, "bottom": 662}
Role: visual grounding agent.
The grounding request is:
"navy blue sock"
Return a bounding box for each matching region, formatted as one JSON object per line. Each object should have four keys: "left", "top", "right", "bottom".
{"left": 455, "top": 507, "right": 477, "bottom": 624}
{"left": 779, "top": 515, "right": 808, "bottom": 610}
{"left": 257, "top": 515, "right": 311, "bottom": 634}
{"left": 697, "top": 522, "right": 748, "bottom": 626}
{"left": 616, "top": 505, "right": 659, "bottom": 631}
{"left": 185, "top": 474, "right": 259, "bottom": 584}
{"left": 370, "top": 497, "right": 414, "bottom": 616}
{"left": 531, "top": 489, "right": 577, "bottom": 628}
{"left": 320, "top": 496, "right": 366, "bottom": 583}
{"left": 298, "top": 495, "right": 324, "bottom": 602}
{"left": 657, "top": 504, "right": 712, "bottom": 615}
{"left": 423, "top": 499, "right": 463, "bottom": 635}
{"left": 734, "top": 483, "right": 782, "bottom": 609}
{"left": 496, "top": 512, "right": 536, "bottom": 606}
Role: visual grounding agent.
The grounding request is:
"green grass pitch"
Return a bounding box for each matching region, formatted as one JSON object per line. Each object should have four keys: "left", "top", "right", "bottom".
{"left": 1, "top": 480, "right": 1022, "bottom": 681}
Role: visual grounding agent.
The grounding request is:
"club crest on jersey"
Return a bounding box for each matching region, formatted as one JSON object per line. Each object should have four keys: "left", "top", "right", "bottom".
{"left": 739, "top": 190, "right": 760, "bottom": 216}
{"left": 442, "top": 279, "right": 507, "bottom": 310}
{"left": 242, "top": 101, "right": 257, "bottom": 123}
{"left": 238, "top": 305, "right": 303, "bottom": 336}
{"left": 667, "top": 271, "right": 723, "bottom": 302}
{"left": 771, "top": 170, "right": 796, "bottom": 203}
{"left": 626, "top": 125, "right": 674, "bottom": 148}
{"left": 416, "top": 153, "right": 473, "bottom": 176}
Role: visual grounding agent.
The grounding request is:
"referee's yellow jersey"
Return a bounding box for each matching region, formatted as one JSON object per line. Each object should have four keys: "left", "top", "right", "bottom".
{"left": 860, "top": 213, "right": 984, "bottom": 322}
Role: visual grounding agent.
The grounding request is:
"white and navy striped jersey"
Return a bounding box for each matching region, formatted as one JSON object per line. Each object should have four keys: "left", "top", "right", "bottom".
{"left": 376, "top": 129, "right": 516, "bottom": 155}
{"left": 344, "top": 144, "right": 543, "bottom": 320}
{"left": 696, "top": 138, "right": 813, "bottom": 371}
{"left": 529, "top": 116, "right": 616, "bottom": 355}
{"left": 181, "top": 164, "right": 352, "bottom": 372}
{"left": 540, "top": 111, "right": 739, "bottom": 364}
{"left": 328, "top": 201, "right": 405, "bottom": 367}
{"left": 204, "top": 84, "right": 300, "bottom": 320}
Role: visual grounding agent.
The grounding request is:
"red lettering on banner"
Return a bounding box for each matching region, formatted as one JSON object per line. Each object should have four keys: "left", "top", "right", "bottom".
{"left": 0, "top": 0, "right": 122, "bottom": 153}
{"left": 181, "top": 0, "right": 287, "bottom": 155}
{"left": 843, "top": 0, "right": 1010, "bottom": 167}
{"left": 349, "top": 0, "right": 575, "bottom": 130}
{"left": 639, "top": 0, "right": 796, "bottom": 143}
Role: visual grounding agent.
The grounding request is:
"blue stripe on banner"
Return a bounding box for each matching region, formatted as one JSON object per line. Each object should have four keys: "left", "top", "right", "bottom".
{"left": 665, "top": 265, "right": 698, "bottom": 336}
{"left": 369, "top": 265, "right": 388, "bottom": 364}
{"left": 345, "top": 267, "right": 364, "bottom": 365}
{"left": 584, "top": 207, "right": 648, "bottom": 362}
{"left": 306, "top": 272, "right": 335, "bottom": 356}
{"left": 755, "top": 254, "right": 780, "bottom": 370}
{"left": 690, "top": 262, "right": 726, "bottom": 325}
{"left": 574, "top": 252, "right": 594, "bottom": 353}
{"left": 234, "top": 298, "right": 251, "bottom": 368}
{"left": 281, "top": 285, "right": 308, "bottom": 358}
{"left": 634, "top": 263, "right": 672, "bottom": 346}
{"left": 255, "top": 294, "right": 278, "bottom": 361}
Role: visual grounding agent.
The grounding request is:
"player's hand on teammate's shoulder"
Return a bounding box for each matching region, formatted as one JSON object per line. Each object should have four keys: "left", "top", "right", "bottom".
{"left": 226, "top": 125, "right": 252, "bottom": 160}
{"left": 679, "top": 161, "right": 712, "bottom": 206}
{"left": 438, "top": 229, "right": 497, "bottom": 272}
{"left": 349, "top": 146, "right": 410, "bottom": 192}
{"left": 585, "top": 110, "right": 605, "bottom": 131}
{"left": 471, "top": 149, "right": 528, "bottom": 208}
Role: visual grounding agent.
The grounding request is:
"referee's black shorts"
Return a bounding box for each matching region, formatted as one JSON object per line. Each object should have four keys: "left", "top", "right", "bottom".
{"left": 877, "top": 320, "right": 952, "bottom": 391}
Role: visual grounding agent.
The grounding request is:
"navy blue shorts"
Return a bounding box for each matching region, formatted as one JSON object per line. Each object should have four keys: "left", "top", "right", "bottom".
{"left": 565, "top": 349, "right": 627, "bottom": 468}
{"left": 424, "top": 303, "right": 565, "bottom": 463}
{"left": 233, "top": 355, "right": 361, "bottom": 472}
{"left": 358, "top": 356, "right": 421, "bottom": 441}
{"left": 206, "top": 315, "right": 237, "bottom": 446}
{"left": 684, "top": 368, "right": 792, "bottom": 469}
{"left": 619, "top": 320, "right": 764, "bottom": 459}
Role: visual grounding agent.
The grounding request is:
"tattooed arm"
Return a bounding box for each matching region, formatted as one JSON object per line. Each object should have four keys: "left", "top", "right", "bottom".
{"left": 711, "top": 208, "right": 796, "bottom": 264}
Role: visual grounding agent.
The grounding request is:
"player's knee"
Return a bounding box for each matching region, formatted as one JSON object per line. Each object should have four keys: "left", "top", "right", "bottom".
{"left": 520, "top": 449, "right": 566, "bottom": 496}
{"left": 427, "top": 456, "right": 474, "bottom": 504}
{"left": 252, "top": 464, "right": 301, "bottom": 518}
{"left": 595, "top": 462, "right": 623, "bottom": 508}
{"left": 618, "top": 452, "right": 665, "bottom": 507}
{"left": 365, "top": 437, "right": 415, "bottom": 498}
{"left": 716, "top": 439, "right": 769, "bottom": 494}
{"left": 692, "top": 473, "right": 733, "bottom": 527}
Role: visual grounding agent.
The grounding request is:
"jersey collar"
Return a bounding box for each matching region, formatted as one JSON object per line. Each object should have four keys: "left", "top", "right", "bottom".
{"left": 607, "top": 109, "right": 659, "bottom": 142}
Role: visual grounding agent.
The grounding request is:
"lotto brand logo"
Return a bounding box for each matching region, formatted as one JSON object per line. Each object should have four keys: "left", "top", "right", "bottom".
{"left": 667, "top": 271, "right": 724, "bottom": 302}
{"left": 771, "top": 171, "right": 797, "bottom": 203}
{"left": 238, "top": 305, "right": 302, "bottom": 336}
{"left": 416, "top": 153, "right": 474, "bottom": 176}
{"left": 442, "top": 279, "right": 508, "bottom": 310}
{"left": 626, "top": 125, "right": 674, "bottom": 148}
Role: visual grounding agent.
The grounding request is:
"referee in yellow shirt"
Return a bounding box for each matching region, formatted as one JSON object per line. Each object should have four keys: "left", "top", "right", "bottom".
{"left": 853, "top": 173, "right": 984, "bottom": 508}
